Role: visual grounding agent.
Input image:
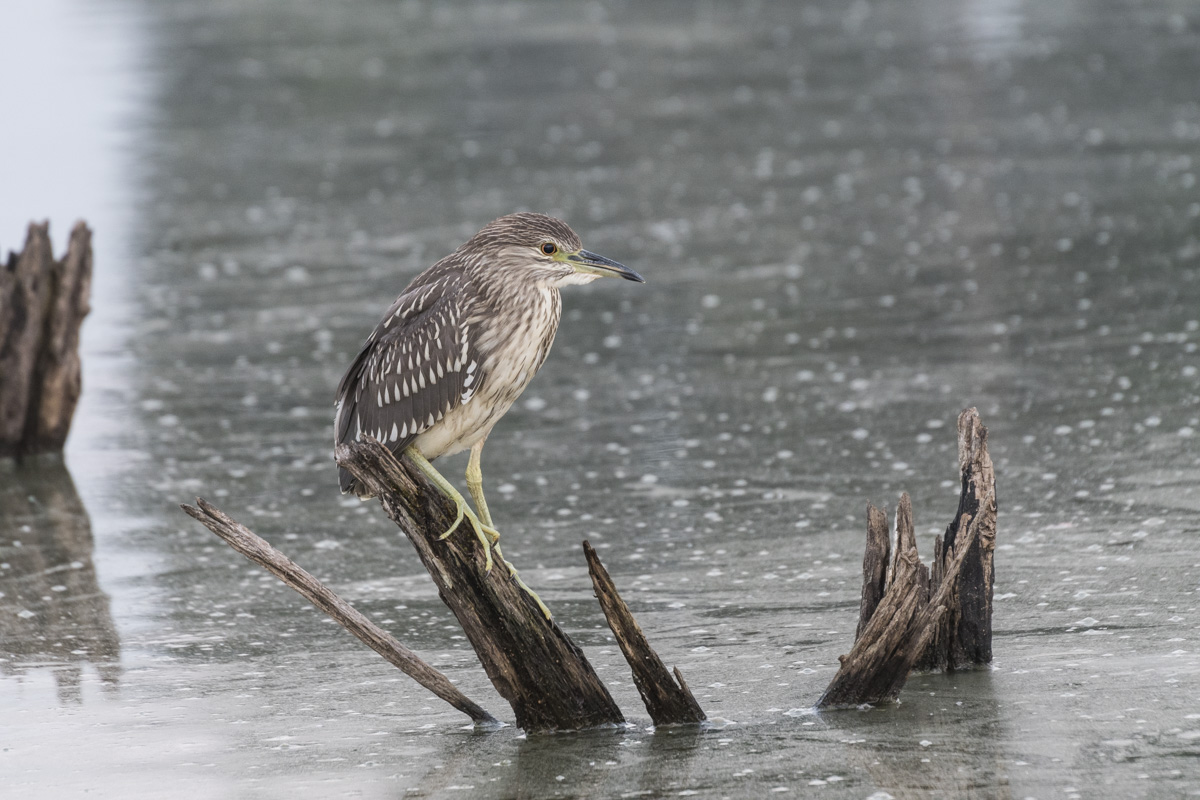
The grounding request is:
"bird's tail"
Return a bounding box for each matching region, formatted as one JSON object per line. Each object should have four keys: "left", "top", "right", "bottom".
{"left": 338, "top": 465, "right": 375, "bottom": 499}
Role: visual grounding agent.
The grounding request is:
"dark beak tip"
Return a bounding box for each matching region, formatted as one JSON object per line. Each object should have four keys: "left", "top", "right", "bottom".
{"left": 576, "top": 249, "right": 645, "bottom": 283}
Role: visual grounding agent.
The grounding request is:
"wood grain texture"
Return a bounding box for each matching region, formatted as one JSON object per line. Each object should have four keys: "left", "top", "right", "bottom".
{"left": 0, "top": 221, "right": 91, "bottom": 457}
{"left": 336, "top": 438, "right": 624, "bottom": 732}
{"left": 916, "top": 407, "right": 997, "bottom": 671}
{"left": 856, "top": 503, "right": 891, "bottom": 641}
{"left": 818, "top": 408, "right": 997, "bottom": 708}
{"left": 583, "top": 540, "right": 705, "bottom": 726}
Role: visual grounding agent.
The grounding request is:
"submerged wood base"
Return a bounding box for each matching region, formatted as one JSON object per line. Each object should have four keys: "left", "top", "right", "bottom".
{"left": 817, "top": 408, "right": 997, "bottom": 709}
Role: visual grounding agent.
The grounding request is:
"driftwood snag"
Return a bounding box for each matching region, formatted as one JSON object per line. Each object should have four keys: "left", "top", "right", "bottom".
{"left": 916, "top": 408, "right": 997, "bottom": 671}
{"left": 336, "top": 439, "right": 624, "bottom": 733}
{"left": 819, "top": 493, "right": 951, "bottom": 708}
{"left": 583, "top": 541, "right": 706, "bottom": 726}
{"left": 856, "top": 503, "right": 891, "bottom": 641}
{"left": 0, "top": 222, "right": 92, "bottom": 458}
{"left": 817, "top": 408, "right": 997, "bottom": 709}
{"left": 180, "top": 498, "right": 496, "bottom": 725}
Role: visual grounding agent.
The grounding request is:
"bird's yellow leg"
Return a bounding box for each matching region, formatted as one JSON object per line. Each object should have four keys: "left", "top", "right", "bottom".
{"left": 492, "top": 543, "right": 552, "bottom": 620}
{"left": 405, "top": 445, "right": 496, "bottom": 573}
{"left": 466, "top": 440, "right": 552, "bottom": 620}
{"left": 465, "top": 439, "right": 496, "bottom": 533}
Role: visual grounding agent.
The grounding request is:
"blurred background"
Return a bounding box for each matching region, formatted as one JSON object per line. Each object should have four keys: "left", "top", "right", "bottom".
{"left": 2, "top": 1, "right": 1198, "bottom": 797}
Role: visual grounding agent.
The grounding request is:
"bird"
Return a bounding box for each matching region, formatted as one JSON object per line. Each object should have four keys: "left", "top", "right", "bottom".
{"left": 334, "top": 213, "right": 644, "bottom": 617}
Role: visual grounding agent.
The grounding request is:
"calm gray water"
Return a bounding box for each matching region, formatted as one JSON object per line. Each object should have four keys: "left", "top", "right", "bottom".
{"left": 3, "top": 0, "right": 1199, "bottom": 797}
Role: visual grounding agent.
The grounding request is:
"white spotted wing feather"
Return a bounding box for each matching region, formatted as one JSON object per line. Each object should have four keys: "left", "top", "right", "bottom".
{"left": 335, "top": 273, "right": 480, "bottom": 494}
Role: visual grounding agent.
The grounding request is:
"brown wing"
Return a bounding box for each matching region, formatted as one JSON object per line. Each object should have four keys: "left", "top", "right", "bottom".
{"left": 334, "top": 272, "right": 482, "bottom": 494}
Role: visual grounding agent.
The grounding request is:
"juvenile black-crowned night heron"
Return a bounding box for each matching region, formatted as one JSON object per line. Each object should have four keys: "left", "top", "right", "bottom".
{"left": 334, "top": 213, "right": 644, "bottom": 616}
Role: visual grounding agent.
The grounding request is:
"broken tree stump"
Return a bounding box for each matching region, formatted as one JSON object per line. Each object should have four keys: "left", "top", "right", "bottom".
{"left": 583, "top": 541, "right": 706, "bottom": 726}
{"left": 336, "top": 439, "right": 625, "bottom": 733}
{"left": 180, "top": 498, "right": 497, "bottom": 725}
{"left": 817, "top": 407, "right": 997, "bottom": 708}
{"left": 915, "top": 407, "right": 997, "bottom": 671}
{"left": 0, "top": 222, "right": 92, "bottom": 458}
{"left": 856, "top": 503, "right": 891, "bottom": 641}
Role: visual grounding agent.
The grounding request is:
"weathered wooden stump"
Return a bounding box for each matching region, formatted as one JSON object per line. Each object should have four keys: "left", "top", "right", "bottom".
{"left": 336, "top": 439, "right": 625, "bottom": 732}
{"left": 0, "top": 222, "right": 92, "bottom": 458}
{"left": 181, "top": 438, "right": 705, "bottom": 732}
{"left": 817, "top": 408, "right": 997, "bottom": 709}
{"left": 916, "top": 408, "right": 997, "bottom": 671}
{"left": 584, "top": 541, "right": 706, "bottom": 726}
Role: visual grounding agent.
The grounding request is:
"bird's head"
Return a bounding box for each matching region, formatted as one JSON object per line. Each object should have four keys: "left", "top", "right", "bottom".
{"left": 464, "top": 212, "right": 644, "bottom": 288}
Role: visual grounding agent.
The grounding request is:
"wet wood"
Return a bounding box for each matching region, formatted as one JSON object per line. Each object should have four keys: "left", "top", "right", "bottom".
{"left": 856, "top": 503, "right": 891, "bottom": 640}
{"left": 0, "top": 222, "right": 92, "bottom": 458}
{"left": 817, "top": 408, "right": 997, "bottom": 708}
{"left": 335, "top": 438, "right": 625, "bottom": 733}
{"left": 180, "top": 497, "right": 497, "bottom": 726}
{"left": 915, "top": 407, "right": 997, "bottom": 671}
{"left": 583, "top": 541, "right": 706, "bottom": 726}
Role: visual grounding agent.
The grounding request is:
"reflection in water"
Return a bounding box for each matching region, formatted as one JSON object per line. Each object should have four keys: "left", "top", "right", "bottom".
{"left": 512, "top": 728, "right": 626, "bottom": 798}
{"left": 848, "top": 671, "right": 1012, "bottom": 799}
{"left": 5, "top": 0, "right": 1200, "bottom": 795}
{"left": 0, "top": 457, "right": 120, "bottom": 702}
{"left": 400, "top": 727, "right": 627, "bottom": 798}
{"left": 962, "top": 0, "right": 1026, "bottom": 60}
{"left": 636, "top": 725, "right": 707, "bottom": 795}
{"left": 385, "top": 725, "right": 706, "bottom": 798}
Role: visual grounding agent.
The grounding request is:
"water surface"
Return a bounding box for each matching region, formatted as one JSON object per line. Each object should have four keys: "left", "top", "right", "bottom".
{"left": 3, "top": 1, "right": 1199, "bottom": 797}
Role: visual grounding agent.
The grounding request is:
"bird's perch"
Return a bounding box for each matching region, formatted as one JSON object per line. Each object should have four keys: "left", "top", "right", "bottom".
{"left": 583, "top": 541, "right": 706, "bottom": 727}
{"left": 0, "top": 222, "right": 92, "bottom": 458}
{"left": 179, "top": 441, "right": 701, "bottom": 731}
{"left": 336, "top": 439, "right": 625, "bottom": 732}
{"left": 180, "top": 498, "right": 497, "bottom": 725}
{"left": 817, "top": 407, "right": 997, "bottom": 708}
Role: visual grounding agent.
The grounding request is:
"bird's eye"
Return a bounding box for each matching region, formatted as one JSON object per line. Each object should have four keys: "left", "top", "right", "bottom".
{"left": 540, "top": 242, "right": 558, "bottom": 256}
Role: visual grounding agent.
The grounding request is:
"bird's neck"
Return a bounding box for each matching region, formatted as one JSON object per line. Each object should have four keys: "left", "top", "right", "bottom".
{"left": 481, "top": 271, "right": 560, "bottom": 309}
{"left": 471, "top": 274, "right": 561, "bottom": 332}
{"left": 466, "top": 278, "right": 562, "bottom": 369}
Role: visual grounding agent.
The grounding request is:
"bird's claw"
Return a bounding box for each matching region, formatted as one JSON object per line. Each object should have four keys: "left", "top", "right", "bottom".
{"left": 494, "top": 544, "right": 552, "bottom": 619}
{"left": 439, "top": 498, "right": 498, "bottom": 573}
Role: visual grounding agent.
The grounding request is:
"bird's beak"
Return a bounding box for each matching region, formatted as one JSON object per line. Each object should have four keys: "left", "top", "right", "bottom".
{"left": 566, "top": 249, "right": 645, "bottom": 283}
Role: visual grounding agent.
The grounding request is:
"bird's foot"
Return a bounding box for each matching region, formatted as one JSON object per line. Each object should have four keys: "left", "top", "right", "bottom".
{"left": 439, "top": 499, "right": 500, "bottom": 573}
{"left": 493, "top": 544, "right": 552, "bottom": 619}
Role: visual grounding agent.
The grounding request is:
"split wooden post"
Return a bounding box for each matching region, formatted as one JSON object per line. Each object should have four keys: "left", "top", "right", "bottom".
{"left": 817, "top": 408, "right": 997, "bottom": 708}
{"left": 915, "top": 408, "right": 997, "bottom": 671}
{"left": 856, "top": 504, "right": 891, "bottom": 641}
{"left": 0, "top": 222, "right": 92, "bottom": 458}
{"left": 583, "top": 541, "right": 706, "bottom": 726}
{"left": 336, "top": 439, "right": 625, "bottom": 733}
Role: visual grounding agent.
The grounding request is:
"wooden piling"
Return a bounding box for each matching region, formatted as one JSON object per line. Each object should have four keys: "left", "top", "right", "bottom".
{"left": 1, "top": 222, "right": 92, "bottom": 458}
